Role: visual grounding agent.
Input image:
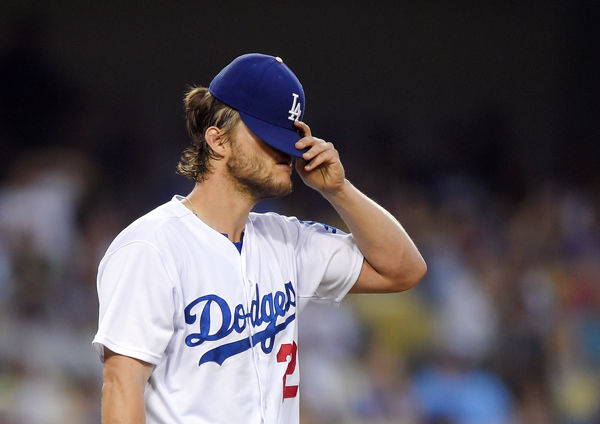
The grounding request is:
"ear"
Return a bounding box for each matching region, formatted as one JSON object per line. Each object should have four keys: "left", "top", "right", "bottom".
{"left": 204, "top": 126, "right": 228, "bottom": 157}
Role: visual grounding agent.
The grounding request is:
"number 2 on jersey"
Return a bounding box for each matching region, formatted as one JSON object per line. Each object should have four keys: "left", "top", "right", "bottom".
{"left": 277, "top": 341, "right": 298, "bottom": 400}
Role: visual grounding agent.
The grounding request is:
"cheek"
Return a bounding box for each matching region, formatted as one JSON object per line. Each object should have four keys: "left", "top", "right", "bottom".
{"left": 254, "top": 151, "right": 273, "bottom": 171}
{"left": 242, "top": 151, "right": 270, "bottom": 176}
{"left": 230, "top": 140, "right": 275, "bottom": 174}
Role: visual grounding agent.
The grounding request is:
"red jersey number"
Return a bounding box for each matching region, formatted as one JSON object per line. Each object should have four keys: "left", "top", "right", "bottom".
{"left": 277, "top": 341, "right": 298, "bottom": 400}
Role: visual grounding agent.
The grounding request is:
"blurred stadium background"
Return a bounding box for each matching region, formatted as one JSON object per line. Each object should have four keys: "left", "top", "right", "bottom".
{"left": 0, "top": 1, "right": 599, "bottom": 423}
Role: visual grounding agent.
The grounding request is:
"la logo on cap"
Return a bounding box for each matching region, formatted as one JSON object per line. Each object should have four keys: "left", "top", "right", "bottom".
{"left": 288, "top": 93, "right": 302, "bottom": 122}
{"left": 208, "top": 53, "right": 307, "bottom": 158}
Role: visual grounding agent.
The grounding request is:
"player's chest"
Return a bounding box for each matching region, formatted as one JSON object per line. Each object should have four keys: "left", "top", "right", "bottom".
{"left": 176, "top": 232, "right": 296, "bottom": 299}
{"left": 174, "top": 235, "right": 298, "bottom": 366}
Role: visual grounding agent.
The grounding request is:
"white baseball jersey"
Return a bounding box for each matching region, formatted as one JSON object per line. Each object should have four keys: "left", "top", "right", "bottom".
{"left": 93, "top": 195, "right": 364, "bottom": 424}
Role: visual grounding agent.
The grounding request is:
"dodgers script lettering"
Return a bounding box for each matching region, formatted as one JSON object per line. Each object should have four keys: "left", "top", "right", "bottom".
{"left": 184, "top": 282, "right": 296, "bottom": 366}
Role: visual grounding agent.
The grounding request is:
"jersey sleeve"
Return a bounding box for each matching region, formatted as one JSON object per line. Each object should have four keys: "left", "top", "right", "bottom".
{"left": 294, "top": 220, "right": 364, "bottom": 303}
{"left": 92, "top": 241, "right": 177, "bottom": 365}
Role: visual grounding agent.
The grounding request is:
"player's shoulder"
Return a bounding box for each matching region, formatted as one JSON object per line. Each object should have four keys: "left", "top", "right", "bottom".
{"left": 105, "top": 196, "right": 188, "bottom": 255}
{"left": 250, "top": 211, "right": 296, "bottom": 225}
{"left": 248, "top": 211, "right": 343, "bottom": 236}
{"left": 248, "top": 211, "right": 304, "bottom": 232}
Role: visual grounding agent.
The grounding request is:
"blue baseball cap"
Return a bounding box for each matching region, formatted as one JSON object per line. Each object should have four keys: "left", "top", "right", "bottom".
{"left": 209, "top": 53, "right": 307, "bottom": 158}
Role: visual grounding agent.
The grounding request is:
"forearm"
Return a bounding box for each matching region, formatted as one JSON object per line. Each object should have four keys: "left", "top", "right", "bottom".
{"left": 102, "top": 379, "right": 146, "bottom": 424}
{"left": 293, "top": 121, "right": 425, "bottom": 291}
{"left": 321, "top": 179, "right": 426, "bottom": 290}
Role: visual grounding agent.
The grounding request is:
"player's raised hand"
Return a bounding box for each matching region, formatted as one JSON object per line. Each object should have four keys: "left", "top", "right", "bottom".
{"left": 294, "top": 121, "right": 346, "bottom": 194}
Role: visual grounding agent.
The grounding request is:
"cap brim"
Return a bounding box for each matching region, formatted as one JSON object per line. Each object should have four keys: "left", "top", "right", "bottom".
{"left": 239, "top": 112, "right": 308, "bottom": 158}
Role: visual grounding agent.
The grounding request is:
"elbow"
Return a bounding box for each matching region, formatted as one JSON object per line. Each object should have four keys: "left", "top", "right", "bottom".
{"left": 391, "top": 254, "right": 427, "bottom": 292}
{"left": 412, "top": 255, "right": 428, "bottom": 286}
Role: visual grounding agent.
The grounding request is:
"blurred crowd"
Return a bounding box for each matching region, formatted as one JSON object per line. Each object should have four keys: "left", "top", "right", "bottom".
{"left": 0, "top": 147, "right": 598, "bottom": 424}
{"left": 298, "top": 177, "right": 600, "bottom": 424}
{"left": 1, "top": 13, "right": 599, "bottom": 424}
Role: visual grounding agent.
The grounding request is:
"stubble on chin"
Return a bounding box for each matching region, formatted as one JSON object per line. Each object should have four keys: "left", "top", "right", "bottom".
{"left": 227, "top": 154, "right": 293, "bottom": 201}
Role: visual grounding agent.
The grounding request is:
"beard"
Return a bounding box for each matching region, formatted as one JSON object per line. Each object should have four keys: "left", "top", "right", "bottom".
{"left": 226, "top": 145, "right": 293, "bottom": 201}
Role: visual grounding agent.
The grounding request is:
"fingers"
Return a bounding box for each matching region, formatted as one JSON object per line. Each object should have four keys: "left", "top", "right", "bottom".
{"left": 294, "top": 120, "right": 311, "bottom": 137}
{"left": 292, "top": 122, "right": 340, "bottom": 171}
{"left": 298, "top": 139, "right": 338, "bottom": 171}
{"left": 295, "top": 134, "right": 324, "bottom": 151}
{"left": 303, "top": 148, "right": 338, "bottom": 171}
{"left": 301, "top": 140, "right": 334, "bottom": 161}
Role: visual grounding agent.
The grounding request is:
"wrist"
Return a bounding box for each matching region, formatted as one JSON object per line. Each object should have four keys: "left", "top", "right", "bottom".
{"left": 320, "top": 179, "right": 352, "bottom": 202}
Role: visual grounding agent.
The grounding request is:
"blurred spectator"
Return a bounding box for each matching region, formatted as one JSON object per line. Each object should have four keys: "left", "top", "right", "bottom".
{"left": 353, "top": 345, "right": 421, "bottom": 423}
{"left": 412, "top": 355, "right": 514, "bottom": 424}
{"left": 298, "top": 300, "right": 363, "bottom": 423}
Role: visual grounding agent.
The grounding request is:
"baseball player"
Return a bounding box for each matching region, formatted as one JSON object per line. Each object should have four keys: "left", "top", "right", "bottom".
{"left": 93, "top": 53, "right": 426, "bottom": 424}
